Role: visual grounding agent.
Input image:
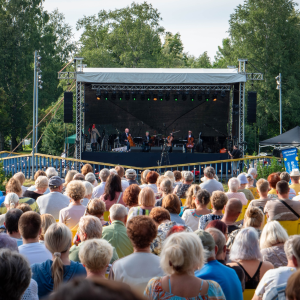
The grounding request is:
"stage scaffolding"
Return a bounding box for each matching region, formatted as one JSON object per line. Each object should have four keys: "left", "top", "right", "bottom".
{"left": 58, "top": 59, "right": 263, "bottom": 168}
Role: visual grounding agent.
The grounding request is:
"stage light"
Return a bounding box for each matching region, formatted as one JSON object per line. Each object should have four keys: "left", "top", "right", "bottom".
{"left": 131, "top": 91, "right": 137, "bottom": 101}
{"left": 158, "top": 91, "right": 163, "bottom": 101}
{"left": 125, "top": 92, "right": 130, "bottom": 101}
{"left": 174, "top": 91, "right": 181, "bottom": 101}
{"left": 182, "top": 91, "right": 189, "bottom": 101}
{"left": 213, "top": 92, "right": 218, "bottom": 101}
{"left": 140, "top": 91, "right": 145, "bottom": 101}
{"left": 190, "top": 91, "right": 196, "bottom": 101}
{"left": 118, "top": 91, "right": 123, "bottom": 100}
{"left": 104, "top": 91, "right": 109, "bottom": 100}
{"left": 111, "top": 91, "right": 116, "bottom": 100}
{"left": 96, "top": 88, "right": 101, "bottom": 100}
{"left": 146, "top": 92, "right": 152, "bottom": 101}
{"left": 165, "top": 92, "right": 170, "bottom": 101}
{"left": 221, "top": 90, "right": 226, "bottom": 98}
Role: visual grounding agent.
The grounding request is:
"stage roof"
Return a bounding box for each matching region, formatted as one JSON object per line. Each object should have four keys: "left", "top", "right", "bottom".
{"left": 77, "top": 68, "right": 246, "bottom": 84}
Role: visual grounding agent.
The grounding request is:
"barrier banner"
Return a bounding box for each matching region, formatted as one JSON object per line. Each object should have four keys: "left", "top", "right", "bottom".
{"left": 281, "top": 148, "right": 299, "bottom": 173}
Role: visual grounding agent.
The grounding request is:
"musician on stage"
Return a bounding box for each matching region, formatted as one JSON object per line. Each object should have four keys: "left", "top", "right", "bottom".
{"left": 142, "top": 131, "right": 151, "bottom": 152}
{"left": 167, "top": 132, "right": 174, "bottom": 153}
{"left": 185, "top": 130, "right": 195, "bottom": 153}
{"left": 89, "top": 124, "right": 100, "bottom": 151}
{"left": 121, "top": 128, "right": 131, "bottom": 151}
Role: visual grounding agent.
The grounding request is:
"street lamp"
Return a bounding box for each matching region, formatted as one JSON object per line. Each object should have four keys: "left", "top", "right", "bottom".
{"left": 275, "top": 73, "right": 282, "bottom": 134}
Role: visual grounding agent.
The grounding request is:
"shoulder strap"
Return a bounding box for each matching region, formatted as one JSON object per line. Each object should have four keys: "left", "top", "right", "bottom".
{"left": 116, "top": 192, "right": 122, "bottom": 204}
{"left": 278, "top": 200, "right": 300, "bottom": 218}
{"left": 253, "top": 261, "right": 263, "bottom": 278}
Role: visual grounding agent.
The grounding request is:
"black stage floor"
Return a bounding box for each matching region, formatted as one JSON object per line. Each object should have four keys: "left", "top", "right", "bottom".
{"left": 82, "top": 151, "right": 229, "bottom": 169}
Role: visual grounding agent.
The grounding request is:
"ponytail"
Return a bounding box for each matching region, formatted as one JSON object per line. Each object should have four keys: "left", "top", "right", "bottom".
{"left": 52, "top": 252, "right": 64, "bottom": 290}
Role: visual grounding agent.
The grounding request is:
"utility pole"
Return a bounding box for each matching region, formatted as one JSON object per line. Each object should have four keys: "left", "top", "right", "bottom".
{"left": 275, "top": 73, "right": 282, "bottom": 134}
{"left": 36, "top": 54, "right": 42, "bottom": 152}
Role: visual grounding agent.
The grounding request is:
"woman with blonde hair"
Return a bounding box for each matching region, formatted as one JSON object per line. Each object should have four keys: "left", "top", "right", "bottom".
{"left": 39, "top": 214, "right": 56, "bottom": 243}
{"left": 0, "top": 193, "right": 19, "bottom": 225}
{"left": 64, "top": 170, "right": 78, "bottom": 188}
{"left": 260, "top": 221, "right": 289, "bottom": 268}
{"left": 128, "top": 187, "right": 156, "bottom": 220}
{"left": 226, "top": 206, "right": 264, "bottom": 250}
{"left": 59, "top": 181, "right": 86, "bottom": 230}
{"left": 31, "top": 223, "right": 86, "bottom": 298}
{"left": 23, "top": 176, "right": 49, "bottom": 200}
{"left": 140, "top": 169, "right": 151, "bottom": 188}
{"left": 155, "top": 178, "right": 173, "bottom": 207}
{"left": 179, "top": 184, "right": 201, "bottom": 217}
{"left": 145, "top": 232, "right": 225, "bottom": 299}
{"left": 86, "top": 198, "right": 109, "bottom": 226}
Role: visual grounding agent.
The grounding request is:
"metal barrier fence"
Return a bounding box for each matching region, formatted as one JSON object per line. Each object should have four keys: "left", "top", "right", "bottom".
{"left": 0, "top": 151, "right": 279, "bottom": 183}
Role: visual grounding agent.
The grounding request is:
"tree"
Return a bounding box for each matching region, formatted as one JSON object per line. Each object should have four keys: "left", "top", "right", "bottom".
{"left": 186, "top": 51, "right": 212, "bottom": 68}
{"left": 215, "top": 0, "right": 300, "bottom": 145}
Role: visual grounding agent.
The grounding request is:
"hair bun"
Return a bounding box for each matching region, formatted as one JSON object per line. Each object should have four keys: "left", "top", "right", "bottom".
{"left": 247, "top": 207, "right": 260, "bottom": 219}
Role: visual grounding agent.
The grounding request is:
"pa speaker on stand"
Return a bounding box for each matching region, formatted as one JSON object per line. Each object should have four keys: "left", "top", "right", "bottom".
{"left": 247, "top": 91, "right": 257, "bottom": 124}
{"left": 64, "top": 92, "right": 73, "bottom": 123}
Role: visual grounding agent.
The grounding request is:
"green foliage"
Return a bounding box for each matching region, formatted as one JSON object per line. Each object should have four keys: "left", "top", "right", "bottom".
{"left": 256, "top": 157, "right": 285, "bottom": 180}
{"left": 0, "top": 161, "right": 11, "bottom": 191}
{"left": 214, "top": 0, "right": 300, "bottom": 151}
{"left": 40, "top": 105, "right": 75, "bottom": 156}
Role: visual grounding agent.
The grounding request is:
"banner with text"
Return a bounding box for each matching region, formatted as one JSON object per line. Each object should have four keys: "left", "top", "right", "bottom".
{"left": 282, "top": 148, "right": 299, "bottom": 173}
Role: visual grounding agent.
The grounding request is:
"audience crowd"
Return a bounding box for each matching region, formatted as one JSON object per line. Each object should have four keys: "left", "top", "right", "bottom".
{"left": 1, "top": 163, "right": 300, "bottom": 300}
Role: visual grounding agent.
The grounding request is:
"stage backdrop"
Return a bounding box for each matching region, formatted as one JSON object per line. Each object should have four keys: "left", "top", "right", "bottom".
{"left": 84, "top": 84, "right": 230, "bottom": 139}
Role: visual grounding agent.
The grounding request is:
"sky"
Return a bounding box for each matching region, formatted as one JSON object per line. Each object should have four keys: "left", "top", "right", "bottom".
{"left": 43, "top": 0, "right": 299, "bottom": 62}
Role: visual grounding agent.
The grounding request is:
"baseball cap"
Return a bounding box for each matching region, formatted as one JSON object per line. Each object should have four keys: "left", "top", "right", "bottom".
{"left": 125, "top": 169, "right": 137, "bottom": 176}
{"left": 194, "top": 229, "right": 215, "bottom": 252}
{"left": 237, "top": 174, "right": 248, "bottom": 185}
{"left": 48, "top": 176, "right": 63, "bottom": 188}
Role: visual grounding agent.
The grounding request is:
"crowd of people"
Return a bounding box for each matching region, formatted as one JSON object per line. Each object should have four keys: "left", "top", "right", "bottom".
{"left": 1, "top": 164, "right": 300, "bottom": 299}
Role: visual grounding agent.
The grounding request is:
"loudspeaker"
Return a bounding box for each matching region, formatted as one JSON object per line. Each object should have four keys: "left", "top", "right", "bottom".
{"left": 172, "top": 147, "right": 183, "bottom": 153}
{"left": 131, "top": 147, "right": 142, "bottom": 152}
{"left": 64, "top": 92, "right": 73, "bottom": 123}
{"left": 247, "top": 91, "right": 257, "bottom": 124}
{"left": 150, "top": 147, "right": 162, "bottom": 152}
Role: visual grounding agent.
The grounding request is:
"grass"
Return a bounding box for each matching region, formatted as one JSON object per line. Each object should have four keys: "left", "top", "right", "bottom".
{"left": 24, "top": 179, "right": 35, "bottom": 187}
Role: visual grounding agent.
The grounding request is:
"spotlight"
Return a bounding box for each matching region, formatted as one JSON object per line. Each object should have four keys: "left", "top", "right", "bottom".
{"left": 146, "top": 92, "right": 152, "bottom": 101}
{"left": 174, "top": 91, "right": 181, "bottom": 101}
{"left": 213, "top": 92, "right": 218, "bottom": 101}
{"left": 118, "top": 91, "right": 123, "bottom": 100}
{"left": 221, "top": 90, "right": 226, "bottom": 98}
{"left": 111, "top": 91, "right": 116, "bottom": 100}
{"left": 131, "top": 91, "right": 137, "bottom": 101}
{"left": 158, "top": 91, "right": 164, "bottom": 101}
{"left": 104, "top": 91, "right": 109, "bottom": 100}
{"left": 96, "top": 88, "right": 101, "bottom": 100}
{"left": 205, "top": 90, "right": 210, "bottom": 102}
{"left": 125, "top": 92, "right": 130, "bottom": 101}
{"left": 165, "top": 92, "right": 170, "bottom": 101}
{"left": 190, "top": 91, "right": 196, "bottom": 101}
{"left": 182, "top": 91, "right": 189, "bottom": 101}
{"left": 153, "top": 93, "right": 158, "bottom": 101}
{"left": 140, "top": 91, "right": 145, "bottom": 101}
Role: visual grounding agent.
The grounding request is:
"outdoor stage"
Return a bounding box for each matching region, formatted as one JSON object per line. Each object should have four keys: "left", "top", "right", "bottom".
{"left": 82, "top": 151, "right": 229, "bottom": 168}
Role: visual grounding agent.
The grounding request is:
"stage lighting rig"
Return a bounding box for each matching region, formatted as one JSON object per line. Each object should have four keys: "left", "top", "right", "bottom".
{"left": 190, "top": 91, "right": 196, "bottom": 101}
{"left": 174, "top": 91, "right": 181, "bottom": 101}
{"left": 158, "top": 91, "right": 164, "bottom": 101}
{"left": 131, "top": 91, "right": 137, "bottom": 101}
{"left": 96, "top": 88, "right": 101, "bottom": 100}
{"left": 221, "top": 90, "right": 226, "bottom": 98}
{"left": 165, "top": 92, "right": 170, "bottom": 101}
{"left": 140, "top": 91, "right": 145, "bottom": 101}
{"left": 118, "top": 91, "right": 123, "bottom": 100}
{"left": 104, "top": 91, "right": 109, "bottom": 100}
{"left": 125, "top": 91, "right": 130, "bottom": 101}
{"left": 213, "top": 92, "right": 218, "bottom": 101}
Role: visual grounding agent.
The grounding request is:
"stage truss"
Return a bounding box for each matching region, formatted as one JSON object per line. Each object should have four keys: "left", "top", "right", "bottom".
{"left": 58, "top": 58, "right": 263, "bottom": 165}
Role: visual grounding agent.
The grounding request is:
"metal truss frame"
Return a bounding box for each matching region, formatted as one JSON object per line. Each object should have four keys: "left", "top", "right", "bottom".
{"left": 91, "top": 84, "right": 232, "bottom": 91}
{"left": 58, "top": 72, "right": 76, "bottom": 80}
{"left": 246, "top": 73, "right": 264, "bottom": 81}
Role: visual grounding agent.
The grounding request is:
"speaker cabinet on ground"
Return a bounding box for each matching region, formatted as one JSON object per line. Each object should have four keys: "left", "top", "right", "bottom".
{"left": 64, "top": 92, "right": 73, "bottom": 123}
{"left": 247, "top": 91, "right": 257, "bottom": 124}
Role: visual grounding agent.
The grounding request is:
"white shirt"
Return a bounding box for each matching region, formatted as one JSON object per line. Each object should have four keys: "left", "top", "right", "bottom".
{"left": 36, "top": 191, "right": 70, "bottom": 220}
{"left": 181, "top": 209, "right": 202, "bottom": 231}
{"left": 255, "top": 266, "right": 296, "bottom": 300}
{"left": 110, "top": 252, "right": 164, "bottom": 294}
{"left": 19, "top": 242, "right": 52, "bottom": 265}
{"left": 92, "top": 182, "right": 106, "bottom": 198}
{"left": 21, "top": 186, "right": 28, "bottom": 197}
{"left": 148, "top": 183, "right": 158, "bottom": 194}
{"left": 27, "top": 185, "right": 50, "bottom": 194}
{"left": 121, "top": 179, "right": 129, "bottom": 191}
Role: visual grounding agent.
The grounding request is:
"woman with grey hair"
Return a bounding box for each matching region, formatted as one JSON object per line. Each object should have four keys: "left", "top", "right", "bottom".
{"left": 173, "top": 171, "right": 194, "bottom": 198}
{"left": 85, "top": 172, "right": 97, "bottom": 187}
{"left": 45, "top": 167, "right": 58, "bottom": 179}
{"left": 81, "top": 181, "right": 94, "bottom": 206}
{"left": 260, "top": 221, "right": 289, "bottom": 268}
{"left": 200, "top": 166, "right": 224, "bottom": 195}
{"left": 23, "top": 176, "right": 49, "bottom": 200}
{"left": 155, "top": 178, "right": 174, "bottom": 207}
{"left": 225, "top": 177, "right": 248, "bottom": 205}
{"left": 228, "top": 227, "right": 274, "bottom": 289}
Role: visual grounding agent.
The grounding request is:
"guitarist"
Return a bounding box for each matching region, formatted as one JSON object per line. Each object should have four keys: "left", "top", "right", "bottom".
{"left": 185, "top": 130, "right": 195, "bottom": 153}
{"left": 121, "top": 128, "right": 131, "bottom": 152}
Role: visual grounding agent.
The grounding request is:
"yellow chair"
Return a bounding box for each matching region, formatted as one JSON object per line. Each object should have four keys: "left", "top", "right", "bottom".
{"left": 236, "top": 200, "right": 251, "bottom": 223}
{"left": 243, "top": 289, "right": 255, "bottom": 300}
{"left": 56, "top": 219, "right": 59, "bottom": 223}
{"left": 71, "top": 224, "right": 79, "bottom": 246}
{"left": 181, "top": 198, "right": 186, "bottom": 206}
{"left": 278, "top": 220, "right": 300, "bottom": 235}
{"left": 103, "top": 211, "right": 110, "bottom": 222}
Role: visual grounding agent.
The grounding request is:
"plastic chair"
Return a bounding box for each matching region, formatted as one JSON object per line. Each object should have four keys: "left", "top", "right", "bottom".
{"left": 71, "top": 224, "right": 79, "bottom": 246}
{"left": 243, "top": 289, "right": 255, "bottom": 300}
{"left": 236, "top": 200, "right": 251, "bottom": 222}
{"left": 103, "top": 211, "right": 110, "bottom": 222}
{"left": 278, "top": 220, "right": 300, "bottom": 235}
{"left": 56, "top": 219, "right": 59, "bottom": 223}
{"left": 181, "top": 198, "right": 186, "bottom": 206}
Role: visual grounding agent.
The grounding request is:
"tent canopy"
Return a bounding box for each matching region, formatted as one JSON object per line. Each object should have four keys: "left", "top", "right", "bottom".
{"left": 259, "top": 126, "right": 300, "bottom": 146}
{"left": 77, "top": 68, "right": 246, "bottom": 84}
{"left": 65, "top": 134, "right": 76, "bottom": 144}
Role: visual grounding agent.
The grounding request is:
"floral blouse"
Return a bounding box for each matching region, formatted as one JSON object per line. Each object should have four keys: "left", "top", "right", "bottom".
{"left": 151, "top": 221, "right": 193, "bottom": 255}
{"left": 261, "top": 244, "right": 287, "bottom": 268}
{"left": 144, "top": 277, "right": 226, "bottom": 300}
{"left": 198, "top": 214, "right": 223, "bottom": 230}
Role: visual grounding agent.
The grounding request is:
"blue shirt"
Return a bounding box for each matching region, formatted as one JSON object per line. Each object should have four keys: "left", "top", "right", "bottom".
{"left": 0, "top": 195, "right": 4, "bottom": 206}
{"left": 169, "top": 213, "right": 185, "bottom": 225}
{"left": 31, "top": 259, "right": 86, "bottom": 298}
{"left": 195, "top": 260, "right": 243, "bottom": 300}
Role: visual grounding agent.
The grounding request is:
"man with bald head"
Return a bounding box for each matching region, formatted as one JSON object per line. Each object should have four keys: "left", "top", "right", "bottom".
{"left": 221, "top": 198, "right": 243, "bottom": 234}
